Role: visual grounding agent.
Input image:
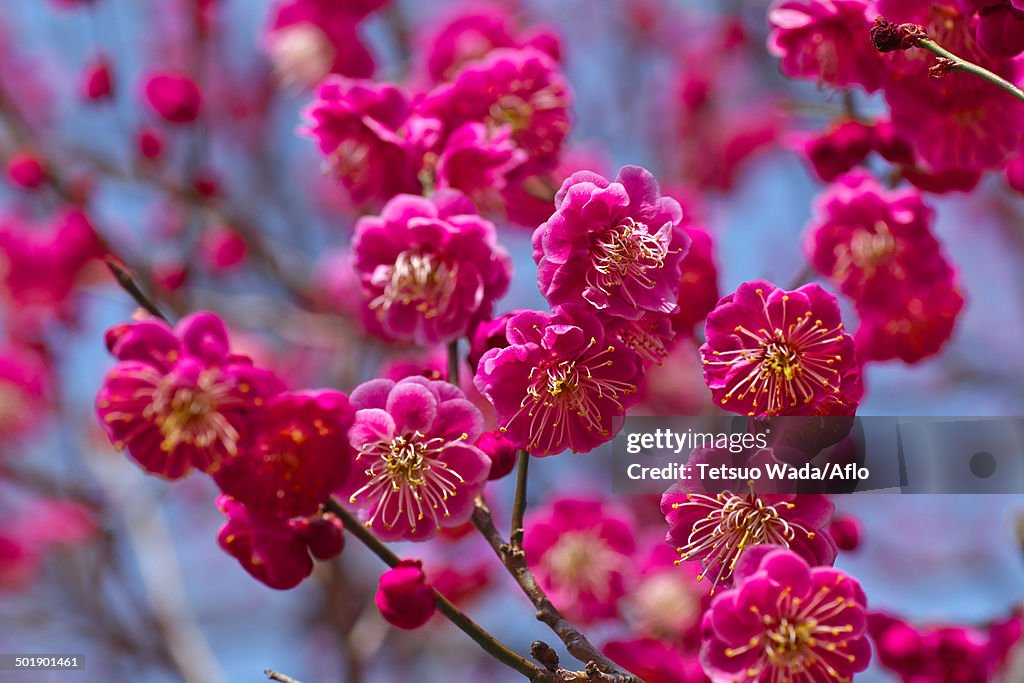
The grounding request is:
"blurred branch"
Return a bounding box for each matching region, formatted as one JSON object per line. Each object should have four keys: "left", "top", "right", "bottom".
{"left": 70, "top": 146, "right": 316, "bottom": 305}
{"left": 265, "top": 670, "right": 305, "bottom": 683}
{"left": 85, "top": 453, "right": 228, "bottom": 683}
{"left": 105, "top": 257, "right": 172, "bottom": 322}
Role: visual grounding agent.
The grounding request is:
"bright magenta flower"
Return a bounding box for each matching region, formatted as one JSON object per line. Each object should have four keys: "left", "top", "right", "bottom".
{"left": 768, "top": 0, "right": 885, "bottom": 91}
{"left": 804, "top": 171, "right": 954, "bottom": 303}
{"left": 876, "top": 0, "right": 1024, "bottom": 172}
{"left": 473, "top": 306, "right": 643, "bottom": 456}
{"left": 416, "top": 3, "right": 561, "bottom": 83}
{"left": 342, "top": 376, "right": 491, "bottom": 542}
{"left": 533, "top": 165, "right": 688, "bottom": 321}
{"left": 96, "top": 312, "right": 283, "bottom": 479}
{"left": 264, "top": 0, "right": 383, "bottom": 85}
{"left": 418, "top": 47, "right": 572, "bottom": 162}
{"left": 524, "top": 496, "right": 635, "bottom": 623}
{"left": 700, "top": 546, "right": 870, "bottom": 682}
{"left": 213, "top": 390, "right": 355, "bottom": 518}
{"left": 303, "top": 77, "right": 422, "bottom": 204}
{"left": 701, "top": 281, "right": 861, "bottom": 417}
{"left": 869, "top": 610, "right": 1023, "bottom": 683}
{"left": 853, "top": 279, "right": 964, "bottom": 363}
{"left": 661, "top": 487, "right": 837, "bottom": 593}
{"left": 351, "top": 191, "right": 511, "bottom": 345}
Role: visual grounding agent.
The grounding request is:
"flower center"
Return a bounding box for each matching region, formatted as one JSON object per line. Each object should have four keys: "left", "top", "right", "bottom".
{"left": 588, "top": 218, "right": 669, "bottom": 297}
{"left": 542, "top": 530, "right": 624, "bottom": 601}
{"left": 626, "top": 571, "right": 701, "bottom": 638}
{"left": 615, "top": 317, "right": 672, "bottom": 365}
{"left": 385, "top": 434, "right": 428, "bottom": 486}
{"left": 489, "top": 95, "right": 534, "bottom": 132}
{"left": 146, "top": 369, "right": 241, "bottom": 457}
{"left": 725, "top": 577, "right": 862, "bottom": 680}
{"left": 673, "top": 493, "right": 815, "bottom": 594}
{"left": 371, "top": 251, "right": 458, "bottom": 321}
{"left": 349, "top": 431, "right": 467, "bottom": 532}
{"left": 325, "top": 137, "right": 371, "bottom": 185}
{"left": 505, "top": 337, "right": 637, "bottom": 453}
{"left": 762, "top": 341, "right": 799, "bottom": 381}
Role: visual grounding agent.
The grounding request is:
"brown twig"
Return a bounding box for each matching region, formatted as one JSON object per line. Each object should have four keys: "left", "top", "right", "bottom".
{"left": 470, "top": 500, "right": 641, "bottom": 683}
{"left": 105, "top": 257, "right": 171, "bottom": 322}
{"left": 322, "top": 498, "right": 547, "bottom": 681}
{"left": 509, "top": 450, "right": 531, "bottom": 551}
{"left": 871, "top": 16, "right": 1024, "bottom": 103}
{"left": 265, "top": 670, "right": 305, "bottom": 683}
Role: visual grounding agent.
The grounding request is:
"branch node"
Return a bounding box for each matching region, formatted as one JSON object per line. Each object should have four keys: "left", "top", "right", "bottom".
{"left": 531, "top": 641, "right": 560, "bottom": 671}
{"left": 870, "top": 16, "right": 927, "bottom": 52}
{"left": 929, "top": 57, "right": 958, "bottom": 78}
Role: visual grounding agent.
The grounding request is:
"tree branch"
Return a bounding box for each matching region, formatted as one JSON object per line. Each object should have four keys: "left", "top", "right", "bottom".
{"left": 509, "top": 450, "right": 530, "bottom": 551}
{"left": 323, "top": 498, "right": 547, "bottom": 681}
{"left": 871, "top": 16, "right": 1024, "bottom": 103}
{"left": 470, "top": 500, "right": 640, "bottom": 683}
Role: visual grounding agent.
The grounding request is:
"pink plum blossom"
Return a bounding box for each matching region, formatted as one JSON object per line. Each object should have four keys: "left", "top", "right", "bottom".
{"left": 418, "top": 47, "right": 572, "bottom": 162}
{"left": 523, "top": 496, "right": 636, "bottom": 623}
{"left": 768, "top": 0, "right": 886, "bottom": 91}
{"left": 473, "top": 306, "right": 643, "bottom": 456}
{"left": 303, "top": 78, "right": 423, "bottom": 204}
{"left": 351, "top": 191, "right": 511, "bottom": 345}
{"left": 96, "top": 312, "right": 284, "bottom": 479}
{"left": 661, "top": 487, "right": 837, "bottom": 593}
{"left": 700, "top": 281, "right": 861, "bottom": 417}
{"left": 533, "top": 165, "right": 689, "bottom": 321}
{"left": 700, "top": 546, "right": 870, "bottom": 682}
{"left": 342, "top": 376, "right": 491, "bottom": 542}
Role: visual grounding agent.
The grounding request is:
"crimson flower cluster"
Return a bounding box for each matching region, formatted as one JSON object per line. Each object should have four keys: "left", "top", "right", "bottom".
{"left": 303, "top": 44, "right": 571, "bottom": 222}
{"left": 805, "top": 171, "right": 964, "bottom": 362}
{"left": 96, "top": 313, "right": 355, "bottom": 589}
{"left": 770, "top": 0, "right": 1024, "bottom": 184}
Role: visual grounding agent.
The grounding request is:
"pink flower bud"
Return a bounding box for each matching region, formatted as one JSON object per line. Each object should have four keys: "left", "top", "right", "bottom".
{"left": 294, "top": 513, "right": 345, "bottom": 560}
{"left": 828, "top": 515, "right": 862, "bottom": 552}
{"left": 137, "top": 128, "right": 164, "bottom": 160}
{"left": 199, "top": 226, "right": 247, "bottom": 273}
{"left": 152, "top": 260, "right": 188, "bottom": 292}
{"left": 143, "top": 71, "right": 202, "bottom": 124}
{"left": 6, "top": 152, "right": 46, "bottom": 189}
{"left": 81, "top": 56, "right": 113, "bottom": 101}
{"left": 477, "top": 429, "right": 517, "bottom": 480}
{"left": 375, "top": 560, "right": 436, "bottom": 629}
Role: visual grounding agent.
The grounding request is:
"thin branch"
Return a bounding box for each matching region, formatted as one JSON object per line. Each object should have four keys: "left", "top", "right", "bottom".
{"left": 871, "top": 16, "right": 1024, "bottom": 103}
{"left": 105, "top": 257, "right": 171, "bottom": 322}
{"left": 323, "top": 498, "right": 545, "bottom": 681}
{"left": 448, "top": 339, "right": 460, "bottom": 386}
{"left": 470, "top": 500, "right": 640, "bottom": 683}
{"left": 265, "top": 670, "right": 304, "bottom": 683}
{"left": 509, "top": 450, "right": 530, "bottom": 550}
